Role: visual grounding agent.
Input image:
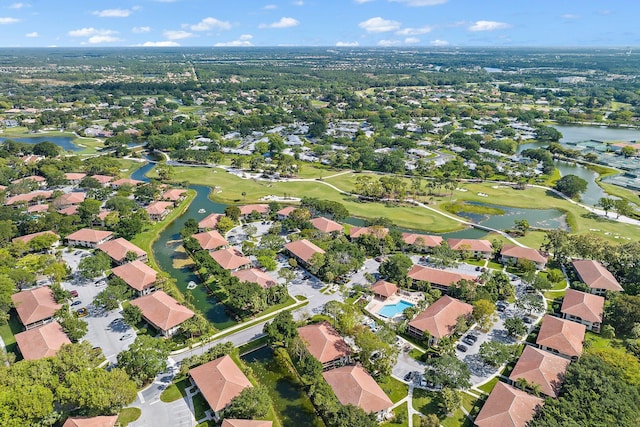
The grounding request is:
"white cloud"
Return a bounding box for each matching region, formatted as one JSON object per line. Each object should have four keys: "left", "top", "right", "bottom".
{"left": 190, "top": 17, "right": 232, "bottom": 32}
{"left": 25, "top": 31, "right": 38, "bottom": 37}
{"left": 388, "top": 0, "right": 447, "bottom": 6}
{"left": 263, "top": 4, "right": 277, "bottom": 9}
{"left": 93, "top": 8, "right": 134, "bottom": 18}
{"left": 430, "top": 39, "right": 448, "bottom": 46}
{"left": 292, "top": 0, "right": 304, "bottom": 5}
{"left": 142, "top": 40, "right": 180, "bottom": 46}
{"left": 468, "top": 20, "right": 511, "bottom": 31}
{"left": 88, "top": 35, "right": 123, "bottom": 44}
{"left": 396, "top": 25, "right": 431, "bottom": 35}
{"left": 9, "top": 3, "right": 29, "bottom": 9}
{"left": 336, "top": 41, "right": 359, "bottom": 46}
{"left": 132, "top": 26, "right": 151, "bottom": 33}
{"left": 354, "top": 0, "right": 374, "bottom": 3}
{"left": 561, "top": 14, "right": 579, "bottom": 19}
{"left": 68, "top": 28, "right": 117, "bottom": 37}
{"left": 378, "top": 39, "right": 401, "bottom": 46}
{"left": 0, "top": 17, "right": 19, "bottom": 24}
{"left": 164, "top": 30, "right": 193, "bottom": 40}
{"left": 215, "top": 34, "right": 254, "bottom": 47}
{"left": 404, "top": 37, "right": 420, "bottom": 44}
{"left": 259, "top": 17, "right": 299, "bottom": 29}
{"left": 359, "top": 17, "right": 401, "bottom": 33}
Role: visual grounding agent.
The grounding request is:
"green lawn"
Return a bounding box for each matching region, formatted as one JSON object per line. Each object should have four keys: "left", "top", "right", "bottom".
{"left": 412, "top": 389, "right": 439, "bottom": 415}
{"left": 378, "top": 376, "right": 409, "bottom": 404}
{"left": 115, "top": 158, "right": 149, "bottom": 178}
{"left": 117, "top": 407, "right": 141, "bottom": 427}
{"left": 191, "top": 391, "right": 210, "bottom": 421}
{"left": 382, "top": 402, "right": 408, "bottom": 427}
{"left": 0, "top": 313, "right": 23, "bottom": 356}
{"left": 476, "top": 377, "right": 499, "bottom": 395}
{"left": 160, "top": 383, "right": 184, "bottom": 403}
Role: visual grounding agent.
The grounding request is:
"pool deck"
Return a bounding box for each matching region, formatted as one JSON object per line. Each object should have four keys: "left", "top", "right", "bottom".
{"left": 365, "top": 293, "right": 423, "bottom": 322}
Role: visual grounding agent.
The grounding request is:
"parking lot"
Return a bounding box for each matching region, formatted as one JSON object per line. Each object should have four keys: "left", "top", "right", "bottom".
{"left": 61, "top": 249, "right": 136, "bottom": 364}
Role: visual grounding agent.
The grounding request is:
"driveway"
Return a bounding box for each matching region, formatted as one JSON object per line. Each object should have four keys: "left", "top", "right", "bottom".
{"left": 347, "top": 258, "right": 381, "bottom": 287}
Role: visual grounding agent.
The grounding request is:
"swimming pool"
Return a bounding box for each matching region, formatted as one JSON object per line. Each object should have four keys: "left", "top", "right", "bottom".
{"left": 378, "top": 300, "right": 414, "bottom": 318}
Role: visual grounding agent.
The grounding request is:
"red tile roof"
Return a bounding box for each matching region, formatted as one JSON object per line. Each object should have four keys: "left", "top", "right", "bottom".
{"left": 6, "top": 190, "right": 53, "bottom": 205}
{"left": 572, "top": 260, "right": 623, "bottom": 292}
{"left": 12, "top": 230, "right": 59, "bottom": 244}
{"left": 90, "top": 175, "right": 114, "bottom": 184}
{"left": 407, "top": 265, "right": 475, "bottom": 288}
{"left": 57, "top": 192, "right": 86, "bottom": 205}
{"left": 27, "top": 204, "right": 49, "bottom": 213}
{"left": 277, "top": 206, "right": 296, "bottom": 217}
{"left": 15, "top": 322, "right": 70, "bottom": 360}
{"left": 349, "top": 226, "right": 389, "bottom": 239}
{"left": 474, "top": 382, "right": 543, "bottom": 427}
{"left": 198, "top": 213, "right": 224, "bottom": 230}
{"left": 536, "top": 315, "right": 586, "bottom": 358}
{"left": 284, "top": 239, "right": 325, "bottom": 263}
{"left": 64, "top": 173, "right": 86, "bottom": 181}
{"left": 560, "top": 289, "right": 604, "bottom": 324}
{"left": 66, "top": 228, "right": 113, "bottom": 244}
{"left": 508, "top": 345, "right": 570, "bottom": 398}
{"left": 11, "top": 175, "right": 46, "bottom": 185}
{"left": 322, "top": 365, "right": 393, "bottom": 413}
{"left": 130, "top": 290, "right": 194, "bottom": 332}
{"left": 221, "top": 420, "right": 272, "bottom": 427}
{"left": 232, "top": 268, "right": 276, "bottom": 288}
{"left": 110, "top": 178, "right": 144, "bottom": 187}
{"left": 162, "top": 188, "right": 187, "bottom": 201}
{"left": 402, "top": 233, "right": 443, "bottom": 248}
{"left": 310, "top": 217, "right": 343, "bottom": 234}
{"left": 11, "top": 286, "right": 62, "bottom": 326}
{"left": 145, "top": 201, "right": 173, "bottom": 216}
{"left": 193, "top": 230, "right": 229, "bottom": 250}
{"left": 239, "top": 204, "right": 270, "bottom": 215}
{"left": 501, "top": 245, "right": 548, "bottom": 264}
{"left": 111, "top": 260, "right": 157, "bottom": 292}
{"left": 371, "top": 280, "right": 398, "bottom": 298}
{"left": 58, "top": 206, "right": 79, "bottom": 216}
{"left": 209, "top": 248, "right": 251, "bottom": 270}
{"left": 189, "top": 355, "right": 252, "bottom": 412}
{"left": 447, "top": 238, "right": 492, "bottom": 253}
{"left": 408, "top": 296, "right": 473, "bottom": 339}
{"left": 62, "top": 416, "right": 118, "bottom": 427}
{"left": 98, "top": 237, "right": 146, "bottom": 263}
{"left": 298, "top": 322, "right": 351, "bottom": 364}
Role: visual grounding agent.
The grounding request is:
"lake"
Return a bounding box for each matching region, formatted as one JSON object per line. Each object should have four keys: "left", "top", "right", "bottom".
{"left": 458, "top": 202, "right": 568, "bottom": 231}
{"left": 0, "top": 135, "right": 82, "bottom": 151}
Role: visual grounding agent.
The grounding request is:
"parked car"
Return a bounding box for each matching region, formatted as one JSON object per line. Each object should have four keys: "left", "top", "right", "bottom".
{"left": 456, "top": 344, "right": 468, "bottom": 352}
{"left": 497, "top": 304, "right": 506, "bottom": 312}
{"left": 404, "top": 372, "right": 414, "bottom": 382}
{"left": 462, "top": 336, "right": 475, "bottom": 346}
{"left": 70, "top": 290, "right": 79, "bottom": 298}
{"left": 466, "top": 333, "right": 478, "bottom": 342}
{"left": 71, "top": 300, "right": 82, "bottom": 307}
{"left": 523, "top": 316, "right": 534, "bottom": 324}
{"left": 76, "top": 308, "right": 88, "bottom": 317}
{"left": 120, "top": 333, "right": 133, "bottom": 341}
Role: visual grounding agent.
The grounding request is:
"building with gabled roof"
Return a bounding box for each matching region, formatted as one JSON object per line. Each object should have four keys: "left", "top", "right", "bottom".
{"left": 401, "top": 233, "right": 443, "bottom": 251}
{"left": 239, "top": 204, "right": 270, "bottom": 217}
{"left": 6, "top": 190, "right": 53, "bottom": 206}
{"left": 276, "top": 205, "right": 296, "bottom": 219}
{"left": 189, "top": 355, "right": 252, "bottom": 415}
{"left": 145, "top": 201, "right": 173, "bottom": 221}
{"left": 58, "top": 205, "right": 79, "bottom": 216}
{"left": 474, "top": 381, "right": 543, "bottom": 427}
{"left": 62, "top": 415, "right": 118, "bottom": 427}
{"left": 371, "top": 280, "right": 398, "bottom": 300}
{"left": 110, "top": 178, "right": 144, "bottom": 188}
{"left": 112, "top": 260, "right": 157, "bottom": 295}
{"left": 162, "top": 188, "right": 187, "bottom": 203}
{"left": 193, "top": 230, "right": 229, "bottom": 250}
{"left": 98, "top": 237, "right": 147, "bottom": 265}
{"left": 560, "top": 289, "right": 604, "bottom": 333}
{"left": 11, "top": 286, "right": 62, "bottom": 330}
{"left": 349, "top": 226, "right": 389, "bottom": 240}
{"left": 508, "top": 345, "right": 570, "bottom": 398}
{"left": 500, "top": 245, "right": 548, "bottom": 269}
{"left": 66, "top": 228, "right": 113, "bottom": 248}
{"left": 56, "top": 192, "right": 86, "bottom": 209}
{"left": 407, "top": 265, "right": 475, "bottom": 292}
{"left": 536, "top": 315, "right": 586, "bottom": 360}
{"left": 322, "top": 365, "right": 393, "bottom": 419}
{"left": 11, "top": 175, "right": 46, "bottom": 187}
{"left": 298, "top": 322, "right": 352, "bottom": 370}
{"left": 209, "top": 248, "right": 251, "bottom": 272}
{"left": 130, "top": 290, "right": 194, "bottom": 337}
{"left": 198, "top": 213, "right": 224, "bottom": 231}
{"left": 232, "top": 268, "right": 276, "bottom": 289}
{"left": 408, "top": 296, "right": 473, "bottom": 346}
{"left": 447, "top": 238, "right": 492, "bottom": 258}
{"left": 284, "top": 239, "right": 325, "bottom": 266}
{"left": 89, "top": 175, "right": 114, "bottom": 186}
{"left": 15, "top": 321, "right": 70, "bottom": 360}
{"left": 571, "top": 259, "right": 623, "bottom": 296}
{"left": 310, "top": 216, "right": 343, "bottom": 234}
{"left": 64, "top": 173, "right": 86, "bottom": 184}
{"left": 12, "top": 230, "right": 60, "bottom": 252}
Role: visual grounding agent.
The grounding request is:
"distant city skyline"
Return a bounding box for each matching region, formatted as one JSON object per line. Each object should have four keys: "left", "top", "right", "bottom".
{"left": 0, "top": 0, "right": 638, "bottom": 48}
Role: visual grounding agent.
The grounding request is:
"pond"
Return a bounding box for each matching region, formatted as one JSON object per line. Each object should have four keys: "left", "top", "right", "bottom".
{"left": 0, "top": 135, "right": 82, "bottom": 151}
{"left": 345, "top": 217, "right": 497, "bottom": 240}
{"left": 456, "top": 202, "right": 568, "bottom": 231}
{"left": 242, "top": 346, "right": 325, "bottom": 427}
{"left": 130, "top": 162, "right": 235, "bottom": 329}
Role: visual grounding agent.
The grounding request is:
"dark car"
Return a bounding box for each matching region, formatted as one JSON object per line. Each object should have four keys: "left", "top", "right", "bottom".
{"left": 456, "top": 344, "right": 468, "bottom": 352}
{"left": 71, "top": 300, "right": 82, "bottom": 306}
{"left": 496, "top": 304, "right": 506, "bottom": 312}
{"left": 462, "top": 336, "right": 475, "bottom": 346}
{"left": 523, "top": 316, "right": 534, "bottom": 324}
{"left": 404, "top": 372, "right": 414, "bottom": 382}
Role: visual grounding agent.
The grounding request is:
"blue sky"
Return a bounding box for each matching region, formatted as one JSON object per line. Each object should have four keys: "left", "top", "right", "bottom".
{"left": 0, "top": 0, "right": 637, "bottom": 47}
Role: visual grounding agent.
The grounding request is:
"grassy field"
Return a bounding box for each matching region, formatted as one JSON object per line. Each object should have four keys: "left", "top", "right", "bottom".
{"left": 382, "top": 402, "right": 408, "bottom": 427}
{"left": 0, "top": 313, "right": 22, "bottom": 356}
{"left": 378, "top": 376, "right": 409, "bottom": 404}
{"left": 159, "top": 167, "right": 465, "bottom": 233}
{"left": 476, "top": 377, "right": 500, "bottom": 395}
{"left": 117, "top": 408, "right": 141, "bottom": 427}
{"left": 115, "top": 158, "right": 148, "bottom": 178}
